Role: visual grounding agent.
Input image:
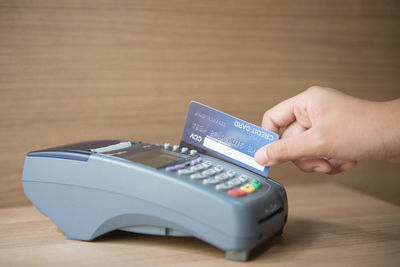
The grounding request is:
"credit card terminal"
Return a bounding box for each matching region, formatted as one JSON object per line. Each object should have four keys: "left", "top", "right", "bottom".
{"left": 22, "top": 140, "right": 288, "bottom": 261}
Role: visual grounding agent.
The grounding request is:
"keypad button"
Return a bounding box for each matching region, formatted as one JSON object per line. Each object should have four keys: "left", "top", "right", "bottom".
{"left": 164, "top": 143, "right": 171, "bottom": 150}
{"left": 181, "top": 147, "right": 189, "bottom": 153}
{"left": 202, "top": 169, "right": 216, "bottom": 176}
{"left": 189, "top": 150, "right": 197, "bottom": 155}
{"left": 201, "top": 161, "right": 213, "bottom": 169}
{"left": 250, "top": 179, "right": 262, "bottom": 189}
{"left": 196, "top": 165, "right": 204, "bottom": 171}
{"left": 174, "top": 164, "right": 186, "bottom": 170}
{"left": 216, "top": 182, "right": 233, "bottom": 190}
{"left": 177, "top": 169, "right": 193, "bottom": 175}
{"left": 190, "top": 173, "right": 206, "bottom": 180}
{"left": 203, "top": 178, "right": 220, "bottom": 185}
{"left": 165, "top": 166, "right": 176, "bottom": 172}
{"left": 228, "top": 178, "right": 241, "bottom": 187}
{"left": 190, "top": 165, "right": 204, "bottom": 172}
{"left": 240, "top": 184, "right": 256, "bottom": 193}
{"left": 172, "top": 145, "right": 179, "bottom": 152}
{"left": 228, "top": 189, "right": 247, "bottom": 197}
{"left": 238, "top": 174, "right": 248, "bottom": 183}
{"left": 226, "top": 169, "right": 236, "bottom": 177}
{"left": 215, "top": 173, "right": 229, "bottom": 182}
{"left": 190, "top": 159, "right": 198, "bottom": 166}
{"left": 196, "top": 157, "right": 203, "bottom": 163}
{"left": 201, "top": 163, "right": 211, "bottom": 169}
{"left": 214, "top": 165, "right": 224, "bottom": 173}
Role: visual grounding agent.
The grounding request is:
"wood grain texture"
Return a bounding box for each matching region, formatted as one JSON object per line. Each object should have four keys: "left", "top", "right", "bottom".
{"left": 0, "top": 0, "right": 399, "bottom": 207}
{"left": 0, "top": 183, "right": 399, "bottom": 266}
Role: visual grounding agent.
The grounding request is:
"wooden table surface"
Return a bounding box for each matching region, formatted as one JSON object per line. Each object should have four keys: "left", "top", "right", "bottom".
{"left": 1, "top": 182, "right": 399, "bottom": 267}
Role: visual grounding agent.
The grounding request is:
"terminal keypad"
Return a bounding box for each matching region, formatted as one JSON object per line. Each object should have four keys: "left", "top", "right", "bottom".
{"left": 165, "top": 154, "right": 262, "bottom": 197}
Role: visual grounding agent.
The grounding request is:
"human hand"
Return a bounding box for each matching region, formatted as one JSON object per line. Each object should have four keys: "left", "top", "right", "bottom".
{"left": 254, "top": 86, "right": 400, "bottom": 174}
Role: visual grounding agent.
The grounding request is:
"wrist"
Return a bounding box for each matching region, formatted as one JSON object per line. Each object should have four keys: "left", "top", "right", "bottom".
{"left": 373, "top": 99, "right": 400, "bottom": 161}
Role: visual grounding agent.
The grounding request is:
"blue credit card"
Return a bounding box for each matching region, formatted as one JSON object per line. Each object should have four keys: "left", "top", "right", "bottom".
{"left": 180, "top": 101, "right": 279, "bottom": 177}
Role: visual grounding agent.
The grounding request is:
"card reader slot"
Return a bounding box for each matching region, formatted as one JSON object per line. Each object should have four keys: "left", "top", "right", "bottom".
{"left": 257, "top": 207, "right": 283, "bottom": 224}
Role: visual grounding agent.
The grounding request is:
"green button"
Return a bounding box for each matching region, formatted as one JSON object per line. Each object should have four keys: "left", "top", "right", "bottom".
{"left": 250, "top": 179, "right": 261, "bottom": 189}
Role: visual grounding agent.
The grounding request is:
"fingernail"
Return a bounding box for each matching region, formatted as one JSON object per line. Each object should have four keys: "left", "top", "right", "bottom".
{"left": 254, "top": 148, "right": 269, "bottom": 166}
{"left": 340, "top": 161, "right": 357, "bottom": 171}
{"left": 313, "top": 166, "right": 328, "bottom": 173}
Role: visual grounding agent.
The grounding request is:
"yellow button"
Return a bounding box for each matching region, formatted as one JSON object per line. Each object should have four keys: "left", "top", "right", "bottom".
{"left": 240, "top": 184, "right": 255, "bottom": 194}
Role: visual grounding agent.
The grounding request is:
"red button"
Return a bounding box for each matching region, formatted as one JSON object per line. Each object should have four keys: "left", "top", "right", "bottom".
{"left": 228, "top": 189, "right": 247, "bottom": 197}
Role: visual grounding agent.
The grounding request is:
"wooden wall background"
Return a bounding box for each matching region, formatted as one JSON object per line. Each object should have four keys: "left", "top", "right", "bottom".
{"left": 1, "top": 0, "right": 399, "bottom": 207}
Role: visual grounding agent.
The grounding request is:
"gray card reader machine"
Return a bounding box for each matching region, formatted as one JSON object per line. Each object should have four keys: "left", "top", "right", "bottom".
{"left": 22, "top": 140, "right": 288, "bottom": 261}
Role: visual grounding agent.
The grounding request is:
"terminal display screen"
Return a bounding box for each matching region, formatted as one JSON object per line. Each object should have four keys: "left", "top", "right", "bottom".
{"left": 113, "top": 147, "right": 189, "bottom": 168}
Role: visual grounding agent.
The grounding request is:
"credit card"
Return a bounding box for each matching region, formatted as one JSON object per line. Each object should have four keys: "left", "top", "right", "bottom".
{"left": 180, "top": 101, "right": 279, "bottom": 177}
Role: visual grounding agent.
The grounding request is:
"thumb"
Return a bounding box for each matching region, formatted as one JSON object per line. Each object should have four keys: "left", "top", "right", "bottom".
{"left": 255, "top": 130, "right": 318, "bottom": 166}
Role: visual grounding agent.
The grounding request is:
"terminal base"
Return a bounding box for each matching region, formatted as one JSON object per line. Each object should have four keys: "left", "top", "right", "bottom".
{"left": 225, "top": 250, "right": 250, "bottom": 261}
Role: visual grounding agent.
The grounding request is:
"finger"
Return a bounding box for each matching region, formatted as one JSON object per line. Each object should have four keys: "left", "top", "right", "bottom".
{"left": 261, "top": 96, "right": 299, "bottom": 134}
{"left": 326, "top": 159, "right": 357, "bottom": 175}
{"left": 293, "top": 157, "right": 332, "bottom": 173}
{"left": 281, "top": 121, "right": 307, "bottom": 139}
{"left": 384, "top": 155, "right": 400, "bottom": 163}
{"left": 255, "top": 128, "right": 320, "bottom": 166}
